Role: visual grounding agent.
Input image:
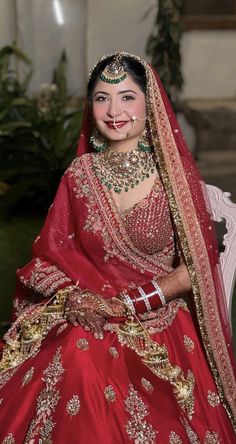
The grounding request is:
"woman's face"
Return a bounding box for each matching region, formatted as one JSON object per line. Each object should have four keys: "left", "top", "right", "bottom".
{"left": 92, "top": 74, "right": 146, "bottom": 143}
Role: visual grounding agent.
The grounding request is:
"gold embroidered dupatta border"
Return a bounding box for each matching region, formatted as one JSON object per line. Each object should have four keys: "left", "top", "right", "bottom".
{"left": 144, "top": 66, "right": 236, "bottom": 427}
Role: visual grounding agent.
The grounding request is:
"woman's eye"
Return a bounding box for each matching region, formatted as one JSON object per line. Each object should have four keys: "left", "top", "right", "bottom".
{"left": 95, "top": 96, "right": 107, "bottom": 102}
{"left": 122, "top": 95, "right": 135, "bottom": 101}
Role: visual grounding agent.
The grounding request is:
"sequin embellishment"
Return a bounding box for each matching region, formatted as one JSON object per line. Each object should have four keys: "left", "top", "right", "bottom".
{"left": 22, "top": 367, "right": 34, "bottom": 386}
{"left": 183, "top": 335, "right": 195, "bottom": 353}
{"left": 77, "top": 338, "right": 89, "bottom": 351}
{"left": 141, "top": 377, "right": 154, "bottom": 393}
{"left": 66, "top": 395, "right": 81, "bottom": 417}
{"left": 24, "top": 347, "right": 64, "bottom": 443}
{"left": 207, "top": 390, "right": 220, "bottom": 407}
{"left": 104, "top": 385, "right": 116, "bottom": 403}
{"left": 169, "top": 431, "right": 183, "bottom": 443}
{"left": 2, "top": 434, "right": 15, "bottom": 444}
{"left": 204, "top": 430, "right": 220, "bottom": 444}
{"left": 109, "top": 346, "right": 119, "bottom": 358}
{"left": 125, "top": 384, "right": 157, "bottom": 443}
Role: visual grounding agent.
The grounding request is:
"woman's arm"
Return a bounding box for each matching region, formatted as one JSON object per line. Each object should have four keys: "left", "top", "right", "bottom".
{"left": 157, "top": 263, "right": 191, "bottom": 300}
{"left": 120, "top": 263, "right": 191, "bottom": 315}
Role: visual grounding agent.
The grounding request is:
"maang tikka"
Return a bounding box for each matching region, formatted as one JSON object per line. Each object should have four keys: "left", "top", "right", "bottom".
{"left": 99, "top": 56, "right": 127, "bottom": 84}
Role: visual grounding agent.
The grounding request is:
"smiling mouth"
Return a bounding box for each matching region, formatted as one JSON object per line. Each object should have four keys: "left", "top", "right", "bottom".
{"left": 105, "top": 121, "right": 129, "bottom": 129}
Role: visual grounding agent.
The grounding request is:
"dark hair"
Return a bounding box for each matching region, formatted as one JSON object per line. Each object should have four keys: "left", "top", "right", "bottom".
{"left": 87, "top": 54, "right": 147, "bottom": 102}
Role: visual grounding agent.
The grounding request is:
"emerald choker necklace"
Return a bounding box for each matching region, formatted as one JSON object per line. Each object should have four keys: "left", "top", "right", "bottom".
{"left": 93, "top": 148, "right": 156, "bottom": 194}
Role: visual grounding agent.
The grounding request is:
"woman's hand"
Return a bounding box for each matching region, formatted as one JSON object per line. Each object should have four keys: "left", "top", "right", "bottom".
{"left": 64, "top": 290, "right": 126, "bottom": 339}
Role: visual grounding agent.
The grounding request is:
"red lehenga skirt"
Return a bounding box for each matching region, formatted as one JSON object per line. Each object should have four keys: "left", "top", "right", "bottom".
{"left": 0, "top": 155, "right": 235, "bottom": 443}
{"left": 0, "top": 299, "right": 235, "bottom": 444}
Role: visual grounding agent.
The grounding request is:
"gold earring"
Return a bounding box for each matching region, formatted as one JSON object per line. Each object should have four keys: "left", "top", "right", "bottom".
{"left": 90, "top": 128, "right": 108, "bottom": 152}
{"left": 137, "top": 128, "right": 153, "bottom": 153}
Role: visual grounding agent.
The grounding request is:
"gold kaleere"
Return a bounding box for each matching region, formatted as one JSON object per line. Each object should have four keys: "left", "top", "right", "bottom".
{"left": 0, "top": 289, "right": 69, "bottom": 373}
{"left": 117, "top": 316, "right": 195, "bottom": 419}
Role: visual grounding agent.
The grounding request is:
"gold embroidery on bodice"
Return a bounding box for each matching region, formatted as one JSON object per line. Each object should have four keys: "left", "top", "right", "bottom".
{"left": 122, "top": 180, "right": 175, "bottom": 258}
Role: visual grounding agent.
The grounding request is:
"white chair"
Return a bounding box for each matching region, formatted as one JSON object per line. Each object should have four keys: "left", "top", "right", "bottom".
{"left": 206, "top": 184, "right": 236, "bottom": 323}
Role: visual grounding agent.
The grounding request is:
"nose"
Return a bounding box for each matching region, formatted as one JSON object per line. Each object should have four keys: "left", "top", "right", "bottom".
{"left": 106, "top": 98, "right": 121, "bottom": 118}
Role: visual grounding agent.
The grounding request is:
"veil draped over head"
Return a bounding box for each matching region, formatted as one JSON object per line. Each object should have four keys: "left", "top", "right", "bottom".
{"left": 76, "top": 52, "right": 236, "bottom": 428}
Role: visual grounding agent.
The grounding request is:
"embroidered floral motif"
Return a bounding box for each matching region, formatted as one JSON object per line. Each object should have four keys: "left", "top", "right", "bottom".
{"left": 181, "top": 417, "right": 200, "bottom": 444}
{"left": 204, "top": 431, "right": 220, "bottom": 444}
{"left": 2, "top": 433, "right": 15, "bottom": 444}
{"left": 20, "top": 257, "right": 71, "bottom": 297}
{"left": 124, "top": 384, "right": 157, "bottom": 443}
{"left": 77, "top": 338, "right": 89, "bottom": 351}
{"left": 207, "top": 390, "right": 220, "bottom": 408}
{"left": 104, "top": 385, "right": 116, "bottom": 403}
{"left": 56, "top": 322, "right": 68, "bottom": 336}
{"left": 24, "top": 347, "right": 64, "bottom": 443}
{"left": 66, "top": 395, "right": 81, "bottom": 417}
{"left": 183, "top": 335, "right": 195, "bottom": 353}
{"left": 109, "top": 346, "right": 119, "bottom": 358}
{"left": 22, "top": 367, "right": 34, "bottom": 386}
{"left": 169, "top": 431, "right": 183, "bottom": 444}
{"left": 141, "top": 377, "right": 154, "bottom": 393}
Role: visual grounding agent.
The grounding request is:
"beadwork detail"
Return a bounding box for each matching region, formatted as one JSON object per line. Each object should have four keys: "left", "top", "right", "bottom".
{"left": 2, "top": 434, "right": 15, "bottom": 444}
{"left": 22, "top": 367, "right": 34, "bottom": 386}
{"left": 20, "top": 257, "right": 71, "bottom": 297}
{"left": 169, "top": 431, "right": 183, "bottom": 444}
{"left": 124, "top": 384, "right": 157, "bottom": 443}
{"left": 181, "top": 417, "right": 200, "bottom": 443}
{"left": 141, "top": 377, "right": 154, "bottom": 393}
{"left": 183, "top": 335, "right": 195, "bottom": 353}
{"left": 109, "top": 347, "right": 120, "bottom": 358}
{"left": 66, "top": 395, "right": 81, "bottom": 417}
{"left": 104, "top": 385, "right": 116, "bottom": 403}
{"left": 24, "top": 347, "right": 64, "bottom": 443}
{"left": 77, "top": 338, "right": 89, "bottom": 351}
{"left": 207, "top": 390, "right": 220, "bottom": 407}
{"left": 204, "top": 430, "right": 220, "bottom": 444}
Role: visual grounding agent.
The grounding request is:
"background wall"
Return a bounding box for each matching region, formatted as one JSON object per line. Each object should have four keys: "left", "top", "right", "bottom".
{"left": 0, "top": 0, "right": 235, "bottom": 100}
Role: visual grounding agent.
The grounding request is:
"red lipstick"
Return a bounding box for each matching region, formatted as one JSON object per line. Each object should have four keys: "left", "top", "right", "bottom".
{"left": 105, "top": 121, "right": 128, "bottom": 129}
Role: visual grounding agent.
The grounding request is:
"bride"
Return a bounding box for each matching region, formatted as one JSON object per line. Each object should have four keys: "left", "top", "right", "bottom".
{"left": 0, "top": 52, "right": 235, "bottom": 443}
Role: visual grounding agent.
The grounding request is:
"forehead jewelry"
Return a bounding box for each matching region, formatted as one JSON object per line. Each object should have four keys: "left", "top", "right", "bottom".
{"left": 99, "top": 57, "right": 127, "bottom": 84}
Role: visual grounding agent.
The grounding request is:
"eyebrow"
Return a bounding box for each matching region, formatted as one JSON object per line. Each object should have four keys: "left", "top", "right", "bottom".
{"left": 93, "top": 89, "right": 138, "bottom": 97}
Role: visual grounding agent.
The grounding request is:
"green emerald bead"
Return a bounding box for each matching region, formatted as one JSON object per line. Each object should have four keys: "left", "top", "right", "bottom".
{"left": 131, "top": 184, "right": 135, "bottom": 188}
{"left": 135, "top": 180, "right": 139, "bottom": 185}
{"left": 146, "top": 173, "right": 149, "bottom": 178}
{"left": 125, "top": 187, "right": 129, "bottom": 192}
{"left": 107, "top": 183, "right": 112, "bottom": 190}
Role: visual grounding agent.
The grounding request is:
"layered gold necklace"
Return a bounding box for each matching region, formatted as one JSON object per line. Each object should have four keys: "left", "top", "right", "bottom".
{"left": 93, "top": 148, "right": 156, "bottom": 194}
